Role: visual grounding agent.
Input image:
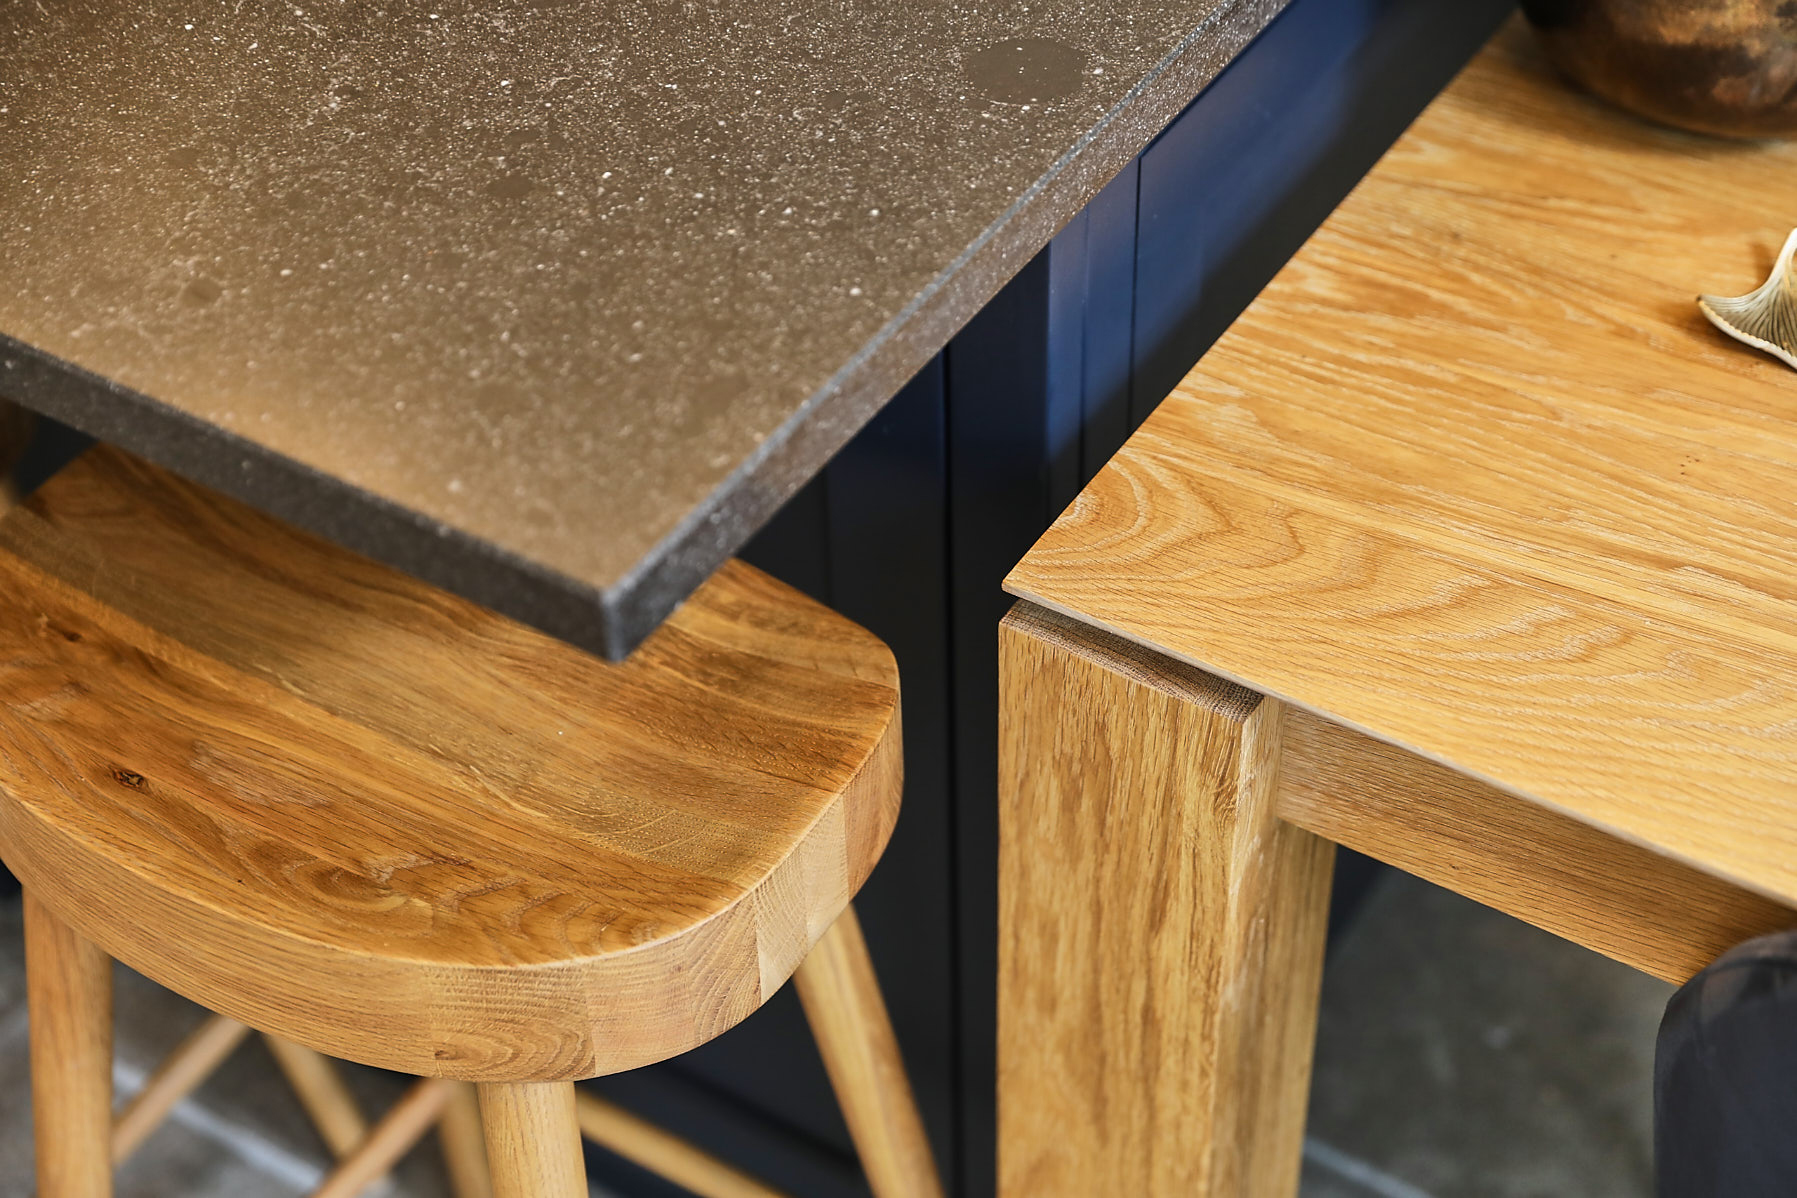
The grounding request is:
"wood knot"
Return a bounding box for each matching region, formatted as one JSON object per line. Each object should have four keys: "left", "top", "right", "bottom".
{"left": 110, "top": 766, "right": 147, "bottom": 789}
{"left": 32, "top": 615, "right": 82, "bottom": 643}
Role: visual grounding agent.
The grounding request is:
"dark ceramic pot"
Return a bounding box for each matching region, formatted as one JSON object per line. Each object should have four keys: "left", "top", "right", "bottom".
{"left": 1521, "top": 0, "right": 1797, "bottom": 138}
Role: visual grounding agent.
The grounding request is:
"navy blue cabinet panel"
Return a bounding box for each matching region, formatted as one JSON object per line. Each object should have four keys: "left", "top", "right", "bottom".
{"left": 1077, "top": 160, "right": 1144, "bottom": 484}
{"left": 1133, "top": 0, "right": 1516, "bottom": 424}
{"left": 824, "top": 358, "right": 960, "bottom": 1183}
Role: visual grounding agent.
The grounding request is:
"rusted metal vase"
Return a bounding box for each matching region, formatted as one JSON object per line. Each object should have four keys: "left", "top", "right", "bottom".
{"left": 1520, "top": 0, "right": 1797, "bottom": 138}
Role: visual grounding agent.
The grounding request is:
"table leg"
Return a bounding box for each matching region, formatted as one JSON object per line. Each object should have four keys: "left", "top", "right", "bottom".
{"left": 998, "top": 602, "right": 1334, "bottom": 1196}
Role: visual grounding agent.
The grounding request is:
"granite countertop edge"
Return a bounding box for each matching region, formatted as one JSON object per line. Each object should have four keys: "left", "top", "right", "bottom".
{"left": 4, "top": 0, "right": 1290, "bottom": 659}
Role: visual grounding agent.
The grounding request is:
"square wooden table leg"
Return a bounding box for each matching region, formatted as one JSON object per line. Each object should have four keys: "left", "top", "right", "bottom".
{"left": 998, "top": 603, "right": 1335, "bottom": 1197}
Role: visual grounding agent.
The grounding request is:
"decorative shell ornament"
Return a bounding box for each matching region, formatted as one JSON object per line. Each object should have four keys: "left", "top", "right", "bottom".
{"left": 1699, "top": 228, "right": 1797, "bottom": 372}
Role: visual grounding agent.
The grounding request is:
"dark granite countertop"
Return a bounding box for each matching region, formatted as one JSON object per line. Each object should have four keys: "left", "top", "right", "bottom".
{"left": 1, "top": 0, "right": 1286, "bottom": 657}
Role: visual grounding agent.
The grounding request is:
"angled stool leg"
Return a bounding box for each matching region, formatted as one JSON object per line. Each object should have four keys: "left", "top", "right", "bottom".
{"left": 111, "top": 1014, "right": 253, "bottom": 1160}
{"left": 573, "top": 1090, "right": 787, "bottom": 1198}
{"left": 441, "top": 1082, "right": 496, "bottom": 1198}
{"left": 311, "top": 1077, "right": 456, "bottom": 1198}
{"left": 795, "top": 905, "right": 943, "bottom": 1198}
{"left": 997, "top": 605, "right": 1335, "bottom": 1197}
{"left": 478, "top": 1081, "right": 587, "bottom": 1198}
{"left": 264, "top": 1036, "right": 372, "bottom": 1158}
{"left": 26, "top": 891, "right": 114, "bottom": 1198}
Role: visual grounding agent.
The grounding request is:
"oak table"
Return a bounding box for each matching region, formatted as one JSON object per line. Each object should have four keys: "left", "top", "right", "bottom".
{"left": 999, "top": 21, "right": 1797, "bottom": 1196}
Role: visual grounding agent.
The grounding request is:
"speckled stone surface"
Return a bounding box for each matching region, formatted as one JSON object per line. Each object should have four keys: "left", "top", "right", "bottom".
{"left": 0, "top": 0, "right": 1287, "bottom": 657}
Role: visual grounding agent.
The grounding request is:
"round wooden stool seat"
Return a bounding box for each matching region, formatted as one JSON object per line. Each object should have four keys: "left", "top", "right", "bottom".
{"left": 0, "top": 446, "right": 903, "bottom": 1083}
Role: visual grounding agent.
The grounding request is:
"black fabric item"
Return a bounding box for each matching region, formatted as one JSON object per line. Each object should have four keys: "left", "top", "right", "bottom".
{"left": 1656, "top": 931, "right": 1797, "bottom": 1197}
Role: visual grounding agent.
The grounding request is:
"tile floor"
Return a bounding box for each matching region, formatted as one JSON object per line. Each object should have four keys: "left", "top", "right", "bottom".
{"left": 0, "top": 869, "right": 1672, "bottom": 1197}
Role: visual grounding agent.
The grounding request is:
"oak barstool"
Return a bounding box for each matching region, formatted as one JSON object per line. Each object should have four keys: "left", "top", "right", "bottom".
{"left": 0, "top": 446, "right": 941, "bottom": 1198}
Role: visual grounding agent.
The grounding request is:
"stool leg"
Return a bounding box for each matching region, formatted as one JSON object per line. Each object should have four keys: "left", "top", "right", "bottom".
{"left": 263, "top": 1035, "right": 371, "bottom": 1158}
{"left": 112, "top": 1014, "right": 252, "bottom": 1161}
{"left": 476, "top": 1081, "right": 587, "bottom": 1198}
{"left": 25, "top": 891, "right": 114, "bottom": 1198}
{"left": 311, "top": 1077, "right": 456, "bottom": 1198}
{"left": 573, "top": 1089, "right": 787, "bottom": 1198}
{"left": 441, "top": 1082, "right": 496, "bottom": 1198}
{"left": 794, "top": 905, "right": 943, "bottom": 1198}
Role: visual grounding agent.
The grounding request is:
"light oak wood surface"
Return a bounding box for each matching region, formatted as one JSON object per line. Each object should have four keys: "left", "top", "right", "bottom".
{"left": 1277, "top": 708, "right": 1797, "bottom": 983}
{"left": 113, "top": 1013, "right": 446, "bottom": 1194}
{"left": 1007, "top": 20, "right": 1797, "bottom": 908}
{"left": 478, "top": 1083, "right": 588, "bottom": 1198}
{"left": 573, "top": 1092, "right": 787, "bottom": 1198}
{"left": 997, "top": 604, "right": 1333, "bottom": 1197}
{"left": 794, "top": 906, "right": 945, "bottom": 1198}
{"left": 442, "top": 1084, "right": 497, "bottom": 1198}
{"left": 0, "top": 446, "right": 903, "bottom": 1080}
{"left": 112, "top": 1014, "right": 253, "bottom": 1161}
{"left": 264, "top": 1036, "right": 374, "bottom": 1161}
{"left": 27, "top": 893, "right": 115, "bottom": 1198}
{"left": 311, "top": 1078, "right": 458, "bottom": 1198}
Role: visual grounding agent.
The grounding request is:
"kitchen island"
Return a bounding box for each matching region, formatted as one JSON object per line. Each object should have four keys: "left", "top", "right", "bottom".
{"left": 0, "top": 0, "right": 1513, "bottom": 1192}
{"left": 4, "top": 0, "right": 1300, "bottom": 660}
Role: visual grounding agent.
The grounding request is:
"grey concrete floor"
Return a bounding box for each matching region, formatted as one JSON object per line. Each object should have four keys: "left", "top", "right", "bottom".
{"left": 1300, "top": 870, "right": 1672, "bottom": 1198}
{"left": 0, "top": 869, "right": 1670, "bottom": 1196}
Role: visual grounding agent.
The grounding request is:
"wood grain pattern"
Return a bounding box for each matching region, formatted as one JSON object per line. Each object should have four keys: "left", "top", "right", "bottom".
{"left": 263, "top": 1037, "right": 372, "bottom": 1160}
{"left": 478, "top": 1083, "right": 587, "bottom": 1198}
{"left": 573, "top": 1091, "right": 787, "bottom": 1198}
{"left": 312, "top": 1078, "right": 456, "bottom": 1198}
{"left": 26, "top": 891, "right": 114, "bottom": 1198}
{"left": 997, "top": 603, "right": 1334, "bottom": 1197}
{"left": 1278, "top": 708, "right": 1797, "bottom": 983}
{"left": 442, "top": 1083, "right": 496, "bottom": 1198}
{"left": 1007, "top": 19, "right": 1797, "bottom": 907}
{"left": 112, "top": 1014, "right": 252, "bottom": 1161}
{"left": 793, "top": 906, "right": 943, "bottom": 1198}
{"left": 0, "top": 446, "right": 903, "bottom": 1080}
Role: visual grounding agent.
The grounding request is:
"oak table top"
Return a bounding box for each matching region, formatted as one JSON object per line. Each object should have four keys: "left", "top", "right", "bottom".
{"left": 1006, "top": 21, "right": 1797, "bottom": 908}
{"left": 0, "top": 0, "right": 1288, "bottom": 659}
